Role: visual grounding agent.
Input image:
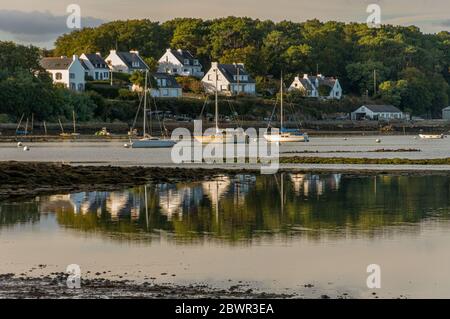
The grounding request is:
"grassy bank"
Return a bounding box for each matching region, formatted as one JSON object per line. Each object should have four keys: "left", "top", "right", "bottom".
{"left": 280, "top": 156, "right": 450, "bottom": 165}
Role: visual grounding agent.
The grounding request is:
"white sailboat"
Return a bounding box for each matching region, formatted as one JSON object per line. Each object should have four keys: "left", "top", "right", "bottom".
{"left": 194, "top": 67, "right": 247, "bottom": 144}
{"left": 132, "top": 71, "right": 177, "bottom": 148}
{"left": 264, "top": 75, "right": 309, "bottom": 143}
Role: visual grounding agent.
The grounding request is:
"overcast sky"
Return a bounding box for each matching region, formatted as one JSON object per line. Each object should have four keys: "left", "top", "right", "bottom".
{"left": 0, "top": 0, "right": 449, "bottom": 48}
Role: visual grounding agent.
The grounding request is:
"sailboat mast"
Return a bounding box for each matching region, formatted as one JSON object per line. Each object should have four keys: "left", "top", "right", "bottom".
{"left": 143, "top": 70, "right": 148, "bottom": 137}
{"left": 215, "top": 68, "right": 219, "bottom": 132}
{"left": 72, "top": 110, "right": 76, "bottom": 134}
{"left": 280, "top": 73, "right": 284, "bottom": 130}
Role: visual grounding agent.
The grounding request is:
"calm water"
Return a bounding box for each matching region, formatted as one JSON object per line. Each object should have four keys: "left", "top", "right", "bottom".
{"left": 1, "top": 173, "right": 450, "bottom": 298}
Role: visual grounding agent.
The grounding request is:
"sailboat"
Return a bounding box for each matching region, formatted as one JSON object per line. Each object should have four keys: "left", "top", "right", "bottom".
{"left": 264, "top": 75, "right": 309, "bottom": 143}
{"left": 194, "top": 67, "right": 247, "bottom": 144}
{"left": 131, "top": 71, "right": 177, "bottom": 148}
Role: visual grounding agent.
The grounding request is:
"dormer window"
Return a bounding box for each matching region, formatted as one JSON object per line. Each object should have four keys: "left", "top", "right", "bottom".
{"left": 193, "top": 60, "right": 199, "bottom": 65}
{"left": 184, "top": 59, "right": 190, "bottom": 65}
{"left": 132, "top": 61, "right": 139, "bottom": 68}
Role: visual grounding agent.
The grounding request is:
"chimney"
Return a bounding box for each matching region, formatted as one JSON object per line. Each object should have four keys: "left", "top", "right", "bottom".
{"left": 303, "top": 74, "right": 308, "bottom": 79}
{"left": 130, "top": 50, "right": 139, "bottom": 55}
{"left": 211, "top": 62, "right": 218, "bottom": 68}
{"left": 177, "top": 49, "right": 183, "bottom": 53}
{"left": 110, "top": 49, "right": 116, "bottom": 54}
{"left": 96, "top": 52, "right": 101, "bottom": 56}
{"left": 72, "top": 55, "right": 79, "bottom": 61}
{"left": 166, "top": 48, "right": 171, "bottom": 53}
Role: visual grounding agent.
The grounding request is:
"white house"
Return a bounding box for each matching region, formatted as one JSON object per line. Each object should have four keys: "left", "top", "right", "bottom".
{"left": 351, "top": 105, "right": 406, "bottom": 121}
{"left": 443, "top": 106, "right": 450, "bottom": 120}
{"left": 151, "top": 73, "right": 182, "bottom": 98}
{"left": 105, "top": 50, "right": 148, "bottom": 74}
{"left": 158, "top": 48, "right": 204, "bottom": 78}
{"left": 80, "top": 53, "right": 110, "bottom": 81}
{"left": 289, "top": 74, "right": 342, "bottom": 100}
{"left": 202, "top": 62, "right": 256, "bottom": 96}
{"left": 40, "top": 55, "right": 86, "bottom": 91}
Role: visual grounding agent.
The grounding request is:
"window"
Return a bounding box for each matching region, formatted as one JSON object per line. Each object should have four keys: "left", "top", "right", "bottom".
{"left": 95, "top": 72, "right": 99, "bottom": 79}
{"left": 78, "top": 83, "right": 84, "bottom": 91}
{"left": 55, "top": 72, "right": 63, "bottom": 80}
{"left": 184, "top": 69, "right": 188, "bottom": 73}
{"left": 132, "top": 61, "right": 140, "bottom": 68}
{"left": 208, "top": 74, "right": 212, "bottom": 81}
{"left": 70, "top": 83, "right": 76, "bottom": 90}
{"left": 162, "top": 89, "right": 169, "bottom": 96}
{"left": 184, "top": 59, "right": 190, "bottom": 65}
{"left": 172, "top": 68, "right": 177, "bottom": 73}
{"left": 69, "top": 73, "right": 75, "bottom": 79}
{"left": 193, "top": 60, "right": 199, "bottom": 65}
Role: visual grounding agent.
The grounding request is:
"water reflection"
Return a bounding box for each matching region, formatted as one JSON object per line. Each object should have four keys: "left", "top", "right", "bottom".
{"left": 1, "top": 174, "right": 450, "bottom": 243}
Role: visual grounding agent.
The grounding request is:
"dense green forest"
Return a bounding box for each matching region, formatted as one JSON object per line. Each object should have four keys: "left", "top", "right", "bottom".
{"left": 1, "top": 17, "right": 449, "bottom": 122}
{"left": 54, "top": 17, "right": 450, "bottom": 116}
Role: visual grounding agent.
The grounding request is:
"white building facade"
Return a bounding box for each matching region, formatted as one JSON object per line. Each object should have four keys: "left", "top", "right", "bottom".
{"left": 202, "top": 62, "right": 256, "bottom": 96}
{"left": 289, "top": 74, "right": 342, "bottom": 100}
{"left": 150, "top": 73, "right": 182, "bottom": 98}
{"left": 80, "top": 53, "right": 110, "bottom": 81}
{"left": 105, "top": 50, "right": 149, "bottom": 74}
{"left": 158, "top": 49, "right": 204, "bottom": 78}
{"left": 40, "top": 55, "right": 86, "bottom": 91}
{"left": 351, "top": 105, "right": 406, "bottom": 121}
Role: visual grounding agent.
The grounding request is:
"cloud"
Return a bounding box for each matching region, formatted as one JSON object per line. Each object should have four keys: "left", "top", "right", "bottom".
{"left": 0, "top": 9, "right": 104, "bottom": 42}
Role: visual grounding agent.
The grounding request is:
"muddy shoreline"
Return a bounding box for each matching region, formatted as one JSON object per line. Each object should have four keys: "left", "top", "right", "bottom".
{"left": 1, "top": 161, "right": 450, "bottom": 201}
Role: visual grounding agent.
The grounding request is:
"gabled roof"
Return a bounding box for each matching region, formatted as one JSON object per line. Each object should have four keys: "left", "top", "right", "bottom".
{"left": 167, "top": 49, "right": 201, "bottom": 66}
{"left": 296, "top": 78, "right": 314, "bottom": 91}
{"left": 309, "top": 75, "right": 337, "bottom": 88}
{"left": 116, "top": 52, "right": 148, "bottom": 70}
{"left": 153, "top": 73, "right": 181, "bottom": 89}
{"left": 216, "top": 64, "right": 255, "bottom": 84}
{"left": 83, "top": 54, "right": 108, "bottom": 69}
{"left": 363, "top": 105, "right": 403, "bottom": 113}
{"left": 40, "top": 57, "right": 73, "bottom": 70}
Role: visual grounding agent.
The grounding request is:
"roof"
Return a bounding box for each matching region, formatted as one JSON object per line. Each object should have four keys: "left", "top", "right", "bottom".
{"left": 443, "top": 106, "right": 450, "bottom": 111}
{"left": 216, "top": 64, "right": 255, "bottom": 84}
{"left": 83, "top": 54, "right": 108, "bottom": 69}
{"left": 40, "top": 57, "right": 73, "bottom": 70}
{"left": 362, "top": 105, "right": 403, "bottom": 113}
{"left": 169, "top": 49, "right": 198, "bottom": 66}
{"left": 116, "top": 52, "right": 148, "bottom": 70}
{"left": 153, "top": 73, "right": 181, "bottom": 88}
{"left": 298, "top": 78, "right": 314, "bottom": 91}
{"left": 309, "top": 75, "right": 337, "bottom": 88}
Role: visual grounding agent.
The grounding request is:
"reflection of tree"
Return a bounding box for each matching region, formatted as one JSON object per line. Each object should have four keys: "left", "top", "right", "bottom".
{"left": 5, "top": 174, "right": 449, "bottom": 244}
{"left": 0, "top": 201, "right": 39, "bottom": 227}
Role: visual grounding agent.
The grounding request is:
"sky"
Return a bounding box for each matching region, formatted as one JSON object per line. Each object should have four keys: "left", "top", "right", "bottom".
{"left": 0, "top": 0, "right": 449, "bottom": 48}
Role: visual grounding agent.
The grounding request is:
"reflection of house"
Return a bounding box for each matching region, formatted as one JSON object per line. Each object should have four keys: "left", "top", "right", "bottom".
{"left": 202, "top": 176, "right": 231, "bottom": 205}
{"left": 351, "top": 105, "right": 406, "bottom": 121}
{"left": 202, "top": 62, "right": 256, "bottom": 96}
{"left": 289, "top": 74, "right": 342, "bottom": 99}
{"left": 40, "top": 55, "right": 86, "bottom": 91}
{"left": 158, "top": 48, "right": 204, "bottom": 78}
{"left": 290, "top": 174, "right": 342, "bottom": 196}
{"left": 158, "top": 184, "right": 203, "bottom": 220}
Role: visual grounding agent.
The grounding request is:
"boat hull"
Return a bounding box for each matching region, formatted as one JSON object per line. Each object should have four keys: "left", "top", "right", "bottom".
{"left": 194, "top": 133, "right": 248, "bottom": 144}
{"left": 264, "top": 133, "right": 309, "bottom": 143}
{"left": 419, "top": 134, "right": 444, "bottom": 139}
{"left": 132, "top": 139, "right": 177, "bottom": 148}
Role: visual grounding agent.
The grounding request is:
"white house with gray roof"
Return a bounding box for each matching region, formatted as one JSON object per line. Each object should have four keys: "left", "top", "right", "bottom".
{"left": 105, "top": 50, "right": 149, "bottom": 74}
{"left": 289, "top": 74, "right": 342, "bottom": 100}
{"left": 80, "top": 53, "right": 110, "bottom": 81}
{"left": 351, "top": 105, "right": 406, "bottom": 121}
{"left": 158, "top": 48, "right": 204, "bottom": 78}
{"left": 202, "top": 62, "right": 256, "bottom": 96}
{"left": 40, "top": 55, "right": 86, "bottom": 91}
{"left": 151, "top": 73, "right": 182, "bottom": 98}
